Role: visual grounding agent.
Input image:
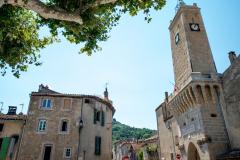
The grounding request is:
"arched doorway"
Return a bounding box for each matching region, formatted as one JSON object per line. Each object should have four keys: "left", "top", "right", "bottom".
{"left": 187, "top": 142, "right": 200, "bottom": 160}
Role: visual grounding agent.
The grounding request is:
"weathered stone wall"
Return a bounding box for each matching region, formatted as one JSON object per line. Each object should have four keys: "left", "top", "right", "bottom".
{"left": 18, "top": 95, "right": 113, "bottom": 160}
{"left": 156, "top": 103, "right": 179, "bottom": 160}
{"left": 222, "top": 57, "right": 240, "bottom": 149}
{"left": 169, "top": 5, "right": 216, "bottom": 90}
{"left": 0, "top": 120, "right": 24, "bottom": 137}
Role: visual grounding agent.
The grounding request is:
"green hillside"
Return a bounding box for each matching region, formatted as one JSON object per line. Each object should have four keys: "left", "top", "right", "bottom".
{"left": 112, "top": 119, "right": 156, "bottom": 142}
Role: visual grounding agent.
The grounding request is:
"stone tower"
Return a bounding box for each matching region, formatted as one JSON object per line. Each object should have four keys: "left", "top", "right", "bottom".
{"left": 169, "top": 3, "right": 217, "bottom": 90}
{"left": 156, "top": 3, "right": 230, "bottom": 160}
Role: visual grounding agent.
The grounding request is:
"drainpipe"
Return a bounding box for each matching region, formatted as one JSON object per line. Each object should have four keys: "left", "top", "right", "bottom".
{"left": 168, "top": 121, "right": 176, "bottom": 160}
{"left": 77, "top": 99, "right": 84, "bottom": 160}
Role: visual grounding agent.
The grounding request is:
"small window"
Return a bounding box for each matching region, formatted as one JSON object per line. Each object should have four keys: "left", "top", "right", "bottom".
{"left": 61, "top": 120, "right": 68, "bottom": 132}
{"left": 94, "top": 109, "right": 101, "bottom": 124}
{"left": 191, "top": 118, "right": 195, "bottom": 121}
{"left": 84, "top": 99, "right": 90, "bottom": 104}
{"left": 65, "top": 148, "right": 72, "bottom": 158}
{"left": 211, "top": 114, "right": 217, "bottom": 117}
{"left": 96, "top": 111, "right": 100, "bottom": 121}
{"left": 95, "top": 136, "right": 101, "bottom": 155}
{"left": 38, "top": 119, "right": 47, "bottom": 132}
{"left": 41, "top": 99, "right": 52, "bottom": 109}
{"left": 63, "top": 99, "right": 71, "bottom": 110}
{"left": 183, "top": 122, "right": 186, "bottom": 126}
{"left": 0, "top": 123, "right": 4, "bottom": 132}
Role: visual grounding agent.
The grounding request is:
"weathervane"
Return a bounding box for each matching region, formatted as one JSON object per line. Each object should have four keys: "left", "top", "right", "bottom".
{"left": 105, "top": 82, "right": 109, "bottom": 89}
{"left": 175, "top": 0, "right": 185, "bottom": 13}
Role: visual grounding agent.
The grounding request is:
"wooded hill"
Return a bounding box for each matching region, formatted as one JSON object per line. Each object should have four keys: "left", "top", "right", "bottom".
{"left": 112, "top": 118, "right": 156, "bottom": 142}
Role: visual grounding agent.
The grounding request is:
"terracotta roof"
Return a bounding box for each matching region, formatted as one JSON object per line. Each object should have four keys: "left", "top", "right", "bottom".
{"left": 0, "top": 114, "right": 27, "bottom": 120}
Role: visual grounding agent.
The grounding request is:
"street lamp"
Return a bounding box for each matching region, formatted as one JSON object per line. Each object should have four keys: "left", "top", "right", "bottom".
{"left": 79, "top": 119, "right": 84, "bottom": 129}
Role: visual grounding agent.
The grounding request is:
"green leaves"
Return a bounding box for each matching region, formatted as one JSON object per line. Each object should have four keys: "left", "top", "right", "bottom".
{"left": 112, "top": 119, "right": 155, "bottom": 142}
{"left": 0, "top": 5, "right": 54, "bottom": 78}
{"left": 0, "top": 0, "right": 166, "bottom": 77}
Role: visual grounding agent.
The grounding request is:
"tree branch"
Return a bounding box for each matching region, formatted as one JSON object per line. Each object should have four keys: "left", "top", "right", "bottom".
{"left": 82, "top": 0, "right": 117, "bottom": 12}
{"left": 1, "top": 0, "right": 83, "bottom": 24}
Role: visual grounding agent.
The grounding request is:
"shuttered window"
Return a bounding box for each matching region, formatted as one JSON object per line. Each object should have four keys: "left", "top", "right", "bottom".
{"left": 94, "top": 108, "right": 97, "bottom": 124}
{"left": 101, "top": 111, "right": 105, "bottom": 126}
{"left": 95, "top": 136, "right": 101, "bottom": 155}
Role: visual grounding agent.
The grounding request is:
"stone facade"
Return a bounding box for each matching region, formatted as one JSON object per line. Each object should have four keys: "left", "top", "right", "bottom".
{"left": 222, "top": 52, "right": 240, "bottom": 150}
{"left": 0, "top": 108, "right": 26, "bottom": 160}
{"left": 113, "top": 135, "right": 158, "bottom": 160}
{"left": 156, "top": 2, "right": 240, "bottom": 160}
{"left": 18, "top": 85, "right": 115, "bottom": 160}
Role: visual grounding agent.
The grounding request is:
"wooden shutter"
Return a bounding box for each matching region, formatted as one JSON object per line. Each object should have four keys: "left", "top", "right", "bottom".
{"left": 101, "top": 111, "right": 105, "bottom": 126}
{"left": 0, "top": 137, "right": 10, "bottom": 159}
{"left": 95, "top": 136, "right": 101, "bottom": 155}
{"left": 94, "top": 108, "right": 97, "bottom": 124}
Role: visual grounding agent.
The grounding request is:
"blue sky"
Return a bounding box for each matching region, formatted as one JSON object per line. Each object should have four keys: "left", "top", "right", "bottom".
{"left": 0, "top": 0, "right": 240, "bottom": 129}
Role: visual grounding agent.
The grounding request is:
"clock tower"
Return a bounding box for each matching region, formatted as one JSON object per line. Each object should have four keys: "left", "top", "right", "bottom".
{"left": 169, "top": 3, "right": 217, "bottom": 90}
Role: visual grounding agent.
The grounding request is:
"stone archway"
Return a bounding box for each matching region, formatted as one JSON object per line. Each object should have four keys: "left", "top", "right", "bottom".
{"left": 187, "top": 142, "right": 200, "bottom": 160}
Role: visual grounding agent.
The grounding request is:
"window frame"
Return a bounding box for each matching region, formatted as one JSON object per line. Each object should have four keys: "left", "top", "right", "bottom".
{"left": 64, "top": 147, "right": 72, "bottom": 158}
{"left": 59, "top": 119, "right": 70, "bottom": 134}
{"left": 37, "top": 119, "right": 47, "bottom": 132}
{"left": 41, "top": 98, "right": 53, "bottom": 109}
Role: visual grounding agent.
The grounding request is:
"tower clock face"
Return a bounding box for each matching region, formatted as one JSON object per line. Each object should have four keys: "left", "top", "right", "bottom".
{"left": 175, "top": 33, "right": 180, "bottom": 44}
{"left": 190, "top": 23, "right": 200, "bottom": 31}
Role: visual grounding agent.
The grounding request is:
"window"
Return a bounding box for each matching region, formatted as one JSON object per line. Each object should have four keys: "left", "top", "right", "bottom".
{"left": 211, "top": 114, "right": 217, "bottom": 117}
{"left": 38, "top": 119, "right": 47, "bottom": 132}
{"left": 41, "top": 99, "right": 52, "bottom": 109}
{"left": 63, "top": 99, "right": 71, "bottom": 110}
{"left": 84, "top": 99, "right": 90, "bottom": 104}
{"left": 94, "top": 109, "right": 105, "bottom": 126}
{"left": 64, "top": 148, "right": 72, "bottom": 158}
{"left": 0, "top": 123, "right": 4, "bottom": 132}
{"left": 95, "top": 136, "right": 101, "bottom": 155}
{"left": 61, "top": 120, "right": 68, "bottom": 132}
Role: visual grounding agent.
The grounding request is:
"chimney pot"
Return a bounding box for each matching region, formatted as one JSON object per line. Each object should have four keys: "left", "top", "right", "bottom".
{"left": 7, "top": 106, "right": 17, "bottom": 115}
{"left": 228, "top": 51, "right": 237, "bottom": 64}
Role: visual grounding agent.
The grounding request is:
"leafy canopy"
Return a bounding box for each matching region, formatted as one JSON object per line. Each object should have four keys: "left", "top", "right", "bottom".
{"left": 0, "top": 0, "right": 166, "bottom": 77}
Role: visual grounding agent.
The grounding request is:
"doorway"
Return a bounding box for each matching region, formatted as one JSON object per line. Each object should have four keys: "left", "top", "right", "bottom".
{"left": 187, "top": 142, "right": 200, "bottom": 160}
{"left": 43, "top": 145, "right": 52, "bottom": 160}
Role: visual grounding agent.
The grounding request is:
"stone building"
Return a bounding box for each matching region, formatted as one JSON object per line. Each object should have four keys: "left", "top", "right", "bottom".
{"left": 18, "top": 84, "right": 115, "bottom": 160}
{"left": 0, "top": 106, "right": 26, "bottom": 160}
{"left": 113, "top": 135, "right": 158, "bottom": 160}
{"left": 155, "top": 2, "right": 240, "bottom": 160}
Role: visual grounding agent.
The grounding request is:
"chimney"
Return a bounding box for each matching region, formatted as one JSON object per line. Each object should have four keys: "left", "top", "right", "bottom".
{"left": 7, "top": 106, "right": 17, "bottom": 115}
{"left": 104, "top": 87, "right": 109, "bottom": 100}
{"left": 228, "top": 51, "right": 237, "bottom": 64}
{"left": 38, "top": 84, "right": 44, "bottom": 91}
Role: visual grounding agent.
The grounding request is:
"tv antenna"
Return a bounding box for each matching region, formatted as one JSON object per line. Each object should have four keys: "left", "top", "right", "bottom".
{"left": 19, "top": 103, "right": 24, "bottom": 114}
{"left": 0, "top": 102, "right": 3, "bottom": 114}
